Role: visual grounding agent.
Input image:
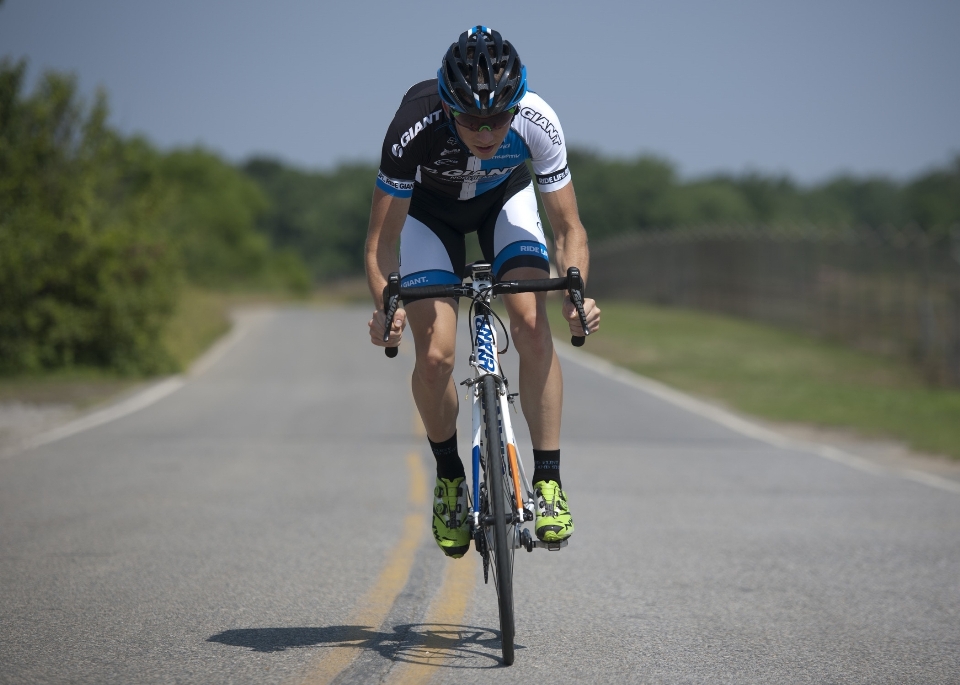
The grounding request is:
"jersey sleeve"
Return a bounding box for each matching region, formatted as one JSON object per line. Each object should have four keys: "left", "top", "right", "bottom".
{"left": 377, "top": 115, "right": 419, "bottom": 199}
{"left": 515, "top": 92, "right": 571, "bottom": 193}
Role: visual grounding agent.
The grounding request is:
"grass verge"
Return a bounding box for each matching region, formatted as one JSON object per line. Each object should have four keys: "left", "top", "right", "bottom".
{"left": 162, "top": 287, "right": 233, "bottom": 371}
{"left": 0, "top": 287, "right": 233, "bottom": 408}
{"left": 550, "top": 300, "right": 960, "bottom": 460}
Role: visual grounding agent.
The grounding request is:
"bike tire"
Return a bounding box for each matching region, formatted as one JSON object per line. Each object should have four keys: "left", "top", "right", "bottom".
{"left": 481, "top": 374, "right": 515, "bottom": 665}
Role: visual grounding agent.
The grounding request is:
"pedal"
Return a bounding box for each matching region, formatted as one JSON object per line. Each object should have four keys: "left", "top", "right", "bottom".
{"left": 540, "top": 540, "right": 568, "bottom": 551}
{"left": 519, "top": 528, "right": 569, "bottom": 552}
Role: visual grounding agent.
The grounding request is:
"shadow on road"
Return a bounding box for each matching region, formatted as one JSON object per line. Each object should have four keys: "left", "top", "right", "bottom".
{"left": 208, "top": 622, "right": 521, "bottom": 669}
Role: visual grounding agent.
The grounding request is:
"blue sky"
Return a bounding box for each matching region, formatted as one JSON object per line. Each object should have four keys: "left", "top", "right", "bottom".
{"left": 2, "top": 0, "right": 958, "bottom": 183}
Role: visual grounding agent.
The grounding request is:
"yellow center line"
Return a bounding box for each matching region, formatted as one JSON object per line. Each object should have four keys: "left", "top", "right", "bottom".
{"left": 387, "top": 551, "right": 478, "bottom": 684}
{"left": 299, "top": 452, "right": 428, "bottom": 685}
{"left": 387, "top": 404, "right": 479, "bottom": 682}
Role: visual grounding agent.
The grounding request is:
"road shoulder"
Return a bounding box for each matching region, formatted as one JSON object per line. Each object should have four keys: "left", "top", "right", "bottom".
{"left": 0, "top": 308, "right": 272, "bottom": 458}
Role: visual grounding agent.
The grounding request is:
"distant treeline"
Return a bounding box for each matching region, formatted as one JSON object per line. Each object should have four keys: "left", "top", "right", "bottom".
{"left": 3, "top": 59, "right": 957, "bottom": 375}
{"left": 0, "top": 60, "right": 308, "bottom": 375}
{"left": 565, "top": 150, "right": 959, "bottom": 242}
{"left": 243, "top": 149, "right": 959, "bottom": 281}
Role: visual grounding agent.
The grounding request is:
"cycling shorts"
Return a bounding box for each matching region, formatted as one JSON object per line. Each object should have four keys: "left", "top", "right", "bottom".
{"left": 399, "top": 180, "right": 550, "bottom": 290}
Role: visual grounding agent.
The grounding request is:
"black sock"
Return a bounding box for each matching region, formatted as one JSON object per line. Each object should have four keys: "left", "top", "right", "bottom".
{"left": 532, "top": 449, "right": 561, "bottom": 488}
{"left": 429, "top": 432, "right": 465, "bottom": 480}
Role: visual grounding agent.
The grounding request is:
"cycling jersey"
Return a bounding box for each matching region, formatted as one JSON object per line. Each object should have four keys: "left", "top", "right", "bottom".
{"left": 377, "top": 79, "right": 571, "bottom": 201}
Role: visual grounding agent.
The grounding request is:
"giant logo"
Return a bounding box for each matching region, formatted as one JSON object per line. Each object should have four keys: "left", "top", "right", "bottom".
{"left": 442, "top": 168, "right": 512, "bottom": 181}
{"left": 519, "top": 107, "right": 561, "bottom": 146}
{"left": 398, "top": 110, "right": 442, "bottom": 148}
{"left": 474, "top": 317, "right": 497, "bottom": 372}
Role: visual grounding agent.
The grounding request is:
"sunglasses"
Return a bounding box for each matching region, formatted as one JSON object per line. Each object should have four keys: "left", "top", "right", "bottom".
{"left": 450, "top": 107, "right": 517, "bottom": 132}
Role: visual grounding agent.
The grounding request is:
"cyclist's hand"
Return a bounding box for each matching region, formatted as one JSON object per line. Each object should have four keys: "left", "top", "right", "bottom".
{"left": 369, "top": 307, "right": 407, "bottom": 348}
{"left": 562, "top": 296, "right": 600, "bottom": 336}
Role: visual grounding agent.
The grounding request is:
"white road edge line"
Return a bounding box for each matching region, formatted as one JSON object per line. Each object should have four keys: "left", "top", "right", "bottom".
{"left": 555, "top": 341, "right": 960, "bottom": 495}
{"left": 3, "top": 309, "right": 268, "bottom": 459}
{"left": 14, "top": 377, "right": 187, "bottom": 454}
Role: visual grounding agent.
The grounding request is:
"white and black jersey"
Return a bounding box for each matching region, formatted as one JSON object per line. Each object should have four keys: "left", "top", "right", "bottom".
{"left": 377, "top": 79, "right": 571, "bottom": 202}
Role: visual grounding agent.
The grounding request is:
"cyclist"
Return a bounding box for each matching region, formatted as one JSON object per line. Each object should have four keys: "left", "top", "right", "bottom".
{"left": 366, "top": 26, "right": 600, "bottom": 558}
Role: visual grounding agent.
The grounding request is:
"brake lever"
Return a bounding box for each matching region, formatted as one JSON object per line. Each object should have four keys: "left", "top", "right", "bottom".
{"left": 382, "top": 272, "right": 400, "bottom": 358}
{"left": 566, "top": 266, "right": 589, "bottom": 347}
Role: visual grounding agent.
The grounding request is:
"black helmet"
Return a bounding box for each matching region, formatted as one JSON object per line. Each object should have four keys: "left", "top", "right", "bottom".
{"left": 437, "top": 26, "right": 528, "bottom": 116}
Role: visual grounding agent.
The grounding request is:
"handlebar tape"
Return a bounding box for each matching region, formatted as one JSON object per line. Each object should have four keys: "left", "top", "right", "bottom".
{"left": 566, "top": 266, "right": 590, "bottom": 341}
{"left": 382, "top": 272, "right": 401, "bottom": 358}
{"left": 493, "top": 277, "right": 570, "bottom": 294}
{"left": 398, "top": 284, "right": 465, "bottom": 300}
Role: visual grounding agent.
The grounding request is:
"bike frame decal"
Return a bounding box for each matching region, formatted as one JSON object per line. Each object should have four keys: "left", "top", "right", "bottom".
{"left": 470, "top": 278, "right": 500, "bottom": 518}
{"left": 474, "top": 315, "right": 499, "bottom": 375}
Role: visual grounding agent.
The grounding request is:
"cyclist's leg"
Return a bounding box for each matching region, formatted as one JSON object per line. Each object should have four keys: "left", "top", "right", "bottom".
{"left": 399, "top": 214, "right": 471, "bottom": 557}
{"left": 482, "top": 182, "right": 574, "bottom": 542}
{"left": 500, "top": 273, "right": 562, "bottom": 450}
{"left": 398, "top": 214, "right": 465, "bottom": 443}
{"left": 484, "top": 183, "right": 561, "bottom": 451}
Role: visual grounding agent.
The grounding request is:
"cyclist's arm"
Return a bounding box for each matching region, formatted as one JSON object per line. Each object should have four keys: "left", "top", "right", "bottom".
{"left": 540, "top": 181, "right": 589, "bottom": 283}
{"left": 540, "top": 181, "right": 601, "bottom": 335}
{"left": 364, "top": 186, "right": 411, "bottom": 346}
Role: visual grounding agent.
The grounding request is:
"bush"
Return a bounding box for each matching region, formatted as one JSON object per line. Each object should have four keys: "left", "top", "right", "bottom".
{"left": 161, "top": 149, "right": 310, "bottom": 292}
{"left": 0, "top": 60, "right": 310, "bottom": 376}
{"left": 243, "top": 157, "right": 375, "bottom": 280}
{"left": 0, "top": 60, "right": 180, "bottom": 374}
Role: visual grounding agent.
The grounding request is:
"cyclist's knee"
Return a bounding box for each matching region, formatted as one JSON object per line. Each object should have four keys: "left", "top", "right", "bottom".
{"left": 414, "top": 346, "right": 455, "bottom": 385}
{"left": 511, "top": 311, "right": 553, "bottom": 358}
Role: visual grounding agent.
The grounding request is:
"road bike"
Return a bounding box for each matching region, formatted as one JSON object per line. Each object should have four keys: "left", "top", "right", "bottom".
{"left": 382, "top": 262, "right": 589, "bottom": 665}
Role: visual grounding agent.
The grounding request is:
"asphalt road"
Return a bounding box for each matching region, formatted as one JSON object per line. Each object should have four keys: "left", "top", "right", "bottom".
{"left": 1, "top": 306, "right": 958, "bottom": 684}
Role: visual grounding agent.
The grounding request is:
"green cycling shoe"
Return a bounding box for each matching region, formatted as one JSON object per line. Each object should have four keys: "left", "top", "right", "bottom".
{"left": 432, "top": 476, "right": 470, "bottom": 558}
{"left": 534, "top": 480, "right": 574, "bottom": 542}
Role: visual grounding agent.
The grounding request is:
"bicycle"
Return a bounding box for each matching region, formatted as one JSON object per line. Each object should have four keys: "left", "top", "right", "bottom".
{"left": 381, "top": 262, "right": 590, "bottom": 665}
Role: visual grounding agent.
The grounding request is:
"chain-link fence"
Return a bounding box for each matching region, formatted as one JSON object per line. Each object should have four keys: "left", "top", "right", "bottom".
{"left": 588, "top": 226, "right": 960, "bottom": 386}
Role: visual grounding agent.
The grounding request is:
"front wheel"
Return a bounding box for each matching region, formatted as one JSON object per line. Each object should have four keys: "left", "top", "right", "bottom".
{"left": 481, "top": 375, "right": 515, "bottom": 665}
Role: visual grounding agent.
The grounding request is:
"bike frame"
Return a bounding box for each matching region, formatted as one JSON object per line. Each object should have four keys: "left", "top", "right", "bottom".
{"left": 465, "top": 266, "right": 533, "bottom": 536}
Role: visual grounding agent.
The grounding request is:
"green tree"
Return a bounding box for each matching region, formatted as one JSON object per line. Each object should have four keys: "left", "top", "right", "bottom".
{"left": 903, "top": 156, "right": 960, "bottom": 233}
{"left": 562, "top": 150, "right": 680, "bottom": 239}
{"left": 160, "top": 149, "right": 309, "bottom": 290}
{"left": 0, "top": 60, "right": 180, "bottom": 373}
{"left": 0, "top": 60, "right": 309, "bottom": 376}
{"left": 243, "top": 158, "right": 375, "bottom": 280}
{"left": 667, "top": 178, "right": 755, "bottom": 224}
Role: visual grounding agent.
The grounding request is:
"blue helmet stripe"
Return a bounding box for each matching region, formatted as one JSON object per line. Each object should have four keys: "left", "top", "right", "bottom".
{"left": 506, "top": 65, "right": 528, "bottom": 110}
